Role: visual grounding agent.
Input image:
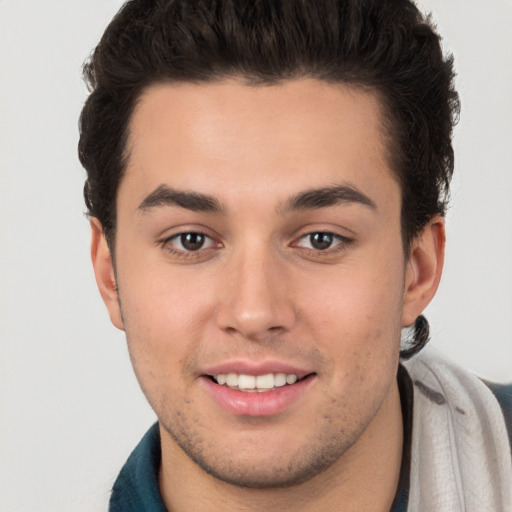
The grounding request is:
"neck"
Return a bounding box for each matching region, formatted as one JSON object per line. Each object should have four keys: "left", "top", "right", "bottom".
{"left": 159, "top": 381, "right": 403, "bottom": 512}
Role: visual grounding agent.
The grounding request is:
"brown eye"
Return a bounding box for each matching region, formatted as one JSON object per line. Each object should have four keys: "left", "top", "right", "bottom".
{"left": 164, "top": 232, "right": 217, "bottom": 253}
{"left": 180, "top": 233, "right": 206, "bottom": 251}
{"left": 309, "top": 232, "right": 335, "bottom": 250}
{"left": 294, "top": 231, "right": 352, "bottom": 254}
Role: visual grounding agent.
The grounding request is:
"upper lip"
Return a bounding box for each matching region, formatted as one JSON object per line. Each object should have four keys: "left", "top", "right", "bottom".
{"left": 201, "top": 360, "right": 313, "bottom": 379}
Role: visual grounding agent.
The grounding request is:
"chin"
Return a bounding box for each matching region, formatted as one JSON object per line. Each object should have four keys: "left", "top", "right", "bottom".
{"left": 161, "top": 416, "right": 359, "bottom": 489}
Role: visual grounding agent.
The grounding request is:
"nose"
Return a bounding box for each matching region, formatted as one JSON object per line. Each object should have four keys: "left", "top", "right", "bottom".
{"left": 215, "top": 244, "right": 296, "bottom": 341}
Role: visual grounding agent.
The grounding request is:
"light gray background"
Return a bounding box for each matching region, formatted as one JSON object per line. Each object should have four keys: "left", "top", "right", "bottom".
{"left": 1, "top": 1, "right": 511, "bottom": 510}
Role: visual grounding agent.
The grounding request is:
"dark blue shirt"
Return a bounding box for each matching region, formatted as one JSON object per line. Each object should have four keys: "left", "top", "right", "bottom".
{"left": 109, "top": 370, "right": 512, "bottom": 512}
{"left": 109, "top": 423, "right": 167, "bottom": 512}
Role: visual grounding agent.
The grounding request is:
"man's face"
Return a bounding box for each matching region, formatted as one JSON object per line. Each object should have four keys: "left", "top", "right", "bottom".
{"left": 98, "top": 79, "right": 421, "bottom": 487}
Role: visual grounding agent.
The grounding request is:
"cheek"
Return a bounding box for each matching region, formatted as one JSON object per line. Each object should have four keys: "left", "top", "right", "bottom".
{"left": 116, "top": 264, "right": 216, "bottom": 381}
{"left": 119, "top": 256, "right": 213, "bottom": 323}
{"left": 296, "top": 249, "right": 405, "bottom": 388}
{"left": 299, "top": 259, "right": 404, "bottom": 341}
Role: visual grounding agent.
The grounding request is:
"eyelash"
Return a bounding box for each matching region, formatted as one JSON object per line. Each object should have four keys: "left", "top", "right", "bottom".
{"left": 159, "top": 231, "right": 220, "bottom": 260}
{"left": 158, "top": 230, "right": 354, "bottom": 260}
{"left": 293, "top": 232, "right": 353, "bottom": 256}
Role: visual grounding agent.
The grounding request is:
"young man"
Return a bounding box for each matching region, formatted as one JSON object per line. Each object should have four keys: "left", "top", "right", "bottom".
{"left": 79, "top": 0, "right": 512, "bottom": 510}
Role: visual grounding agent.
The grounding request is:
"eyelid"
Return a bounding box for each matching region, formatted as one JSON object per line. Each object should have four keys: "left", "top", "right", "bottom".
{"left": 158, "top": 227, "right": 223, "bottom": 260}
{"left": 167, "top": 232, "right": 217, "bottom": 251}
{"left": 289, "top": 223, "right": 354, "bottom": 242}
{"left": 295, "top": 232, "right": 344, "bottom": 248}
{"left": 290, "top": 229, "right": 355, "bottom": 258}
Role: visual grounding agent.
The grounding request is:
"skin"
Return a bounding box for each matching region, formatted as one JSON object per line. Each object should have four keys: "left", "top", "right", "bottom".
{"left": 91, "top": 79, "right": 444, "bottom": 511}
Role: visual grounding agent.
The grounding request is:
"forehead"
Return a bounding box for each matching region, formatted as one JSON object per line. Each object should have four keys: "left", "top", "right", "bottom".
{"left": 122, "top": 78, "right": 396, "bottom": 210}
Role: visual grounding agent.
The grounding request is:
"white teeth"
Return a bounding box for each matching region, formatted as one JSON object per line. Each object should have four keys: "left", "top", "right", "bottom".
{"left": 213, "top": 372, "right": 301, "bottom": 391}
{"left": 274, "top": 373, "right": 287, "bottom": 387}
{"left": 226, "top": 373, "right": 238, "bottom": 387}
{"left": 286, "top": 374, "right": 297, "bottom": 385}
{"left": 255, "top": 373, "right": 274, "bottom": 390}
{"left": 238, "top": 375, "right": 256, "bottom": 390}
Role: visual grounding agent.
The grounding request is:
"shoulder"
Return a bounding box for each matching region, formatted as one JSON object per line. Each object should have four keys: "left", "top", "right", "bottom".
{"left": 402, "top": 347, "right": 512, "bottom": 454}
{"left": 486, "top": 381, "right": 512, "bottom": 449}
{"left": 109, "top": 423, "right": 167, "bottom": 512}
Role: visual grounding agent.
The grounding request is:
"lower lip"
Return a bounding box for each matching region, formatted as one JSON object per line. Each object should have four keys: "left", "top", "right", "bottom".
{"left": 201, "top": 375, "right": 315, "bottom": 417}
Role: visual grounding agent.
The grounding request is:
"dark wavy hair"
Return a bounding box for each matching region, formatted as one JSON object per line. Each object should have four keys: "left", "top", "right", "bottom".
{"left": 78, "top": 0, "right": 459, "bottom": 357}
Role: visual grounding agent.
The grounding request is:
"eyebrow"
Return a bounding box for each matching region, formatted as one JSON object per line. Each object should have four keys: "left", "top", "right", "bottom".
{"left": 281, "top": 184, "right": 377, "bottom": 213}
{"left": 137, "top": 182, "right": 376, "bottom": 215}
{"left": 137, "top": 185, "right": 224, "bottom": 213}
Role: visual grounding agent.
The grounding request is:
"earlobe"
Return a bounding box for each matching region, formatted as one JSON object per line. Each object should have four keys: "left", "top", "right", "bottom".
{"left": 90, "top": 218, "right": 125, "bottom": 330}
{"left": 402, "top": 216, "right": 445, "bottom": 327}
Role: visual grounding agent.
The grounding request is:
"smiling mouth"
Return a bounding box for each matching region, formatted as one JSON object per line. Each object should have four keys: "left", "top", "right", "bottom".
{"left": 208, "top": 372, "right": 314, "bottom": 393}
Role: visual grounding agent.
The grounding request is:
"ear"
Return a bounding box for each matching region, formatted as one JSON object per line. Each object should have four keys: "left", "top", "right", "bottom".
{"left": 402, "top": 216, "right": 445, "bottom": 327}
{"left": 90, "top": 218, "right": 125, "bottom": 330}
